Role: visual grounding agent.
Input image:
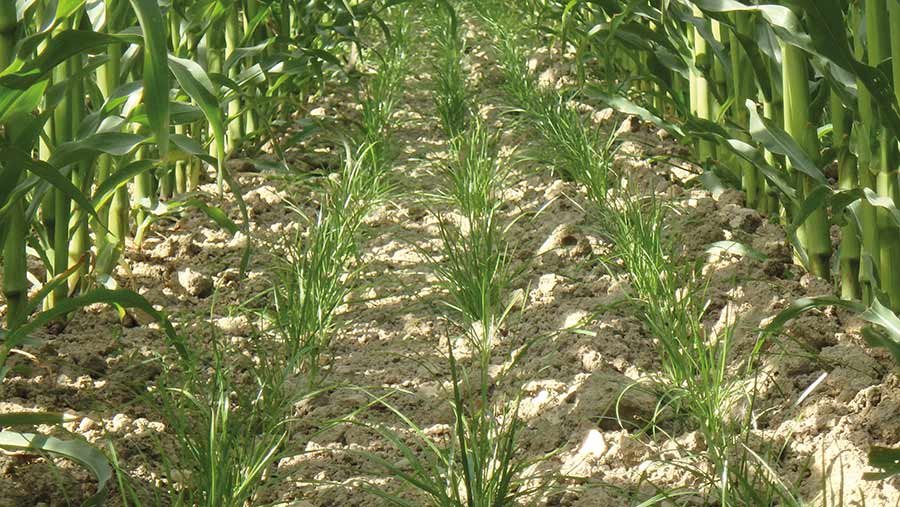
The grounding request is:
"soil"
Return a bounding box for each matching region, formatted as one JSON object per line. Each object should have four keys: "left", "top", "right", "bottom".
{"left": 1, "top": 11, "right": 899, "bottom": 507}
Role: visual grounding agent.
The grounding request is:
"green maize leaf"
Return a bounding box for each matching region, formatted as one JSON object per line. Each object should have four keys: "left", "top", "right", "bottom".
{"left": 589, "top": 87, "right": 800, "bottom": 207}
{"left": 167, "top": 55, "right": 224, "bottom": 163}
{"left": 607, "top": 0, "right": 649, "bottom": 44}
{"left": 15, "top": 261, "right": 86, "bottom": 329}
{"left": 0, "top": 107, "right": 48, "bottom": 202}
{"left": 0, "top": 149, "right": 100, "bottom": 227}
{"left": 0, "top": 431, "right": 110, "bottom": 506}
{"left": 0, "top": 79, "right": 45, "bottom": 124}
{"left": 0, "top": 30, "right": 137, "bottom": 122}
{"left": 833, "top": 187, "right": 900, "bottom": 230}
{"left": 0, "top": 411, "right": 78, "bottom": 428}
{"left": 48, "top": 132, "right": 147, "bottom": 168}
{"left": 133, "top": 198, "right": 238, "bottom": 248}
{"left": 677, "top": 8, "right": 733, "bottom": 90}
{"left": 691, "top": 0, "right": 900, "bottom": 136}
{"left": 91, "top": 159, "right": 156, "bottom": 211}
{"left": 763, "top": 295, "right": 900, "bottom": 366}
{"left": 241, "top": 5, "right": 275, "bottom": 45}
{"left": 299, "top": 47, "right": 343, "bottom": 67}
{"left": 671, "top": 112, "right": 803, "bottom": 203}
{"left": 54, "top": 0, "right": 89, "bottom": 26}
{"left": 44, "top": 56, "right": 110, "bottom": 111}
{"left": 170, "top": 198, "right": 239, "bottom": 234}
{"left": 727, "top": 23, "right": 775, "bottom": 101}
{"left": 128, "top": 0, "right": 169, "bottom": 155}
{"left": 170, "top": 133, "right": 207, "bottom": 158}
{"left": 586, "top": 86, "right": 685, "bottom": 137}
{"left": 17, "top": 0, "right": 88, "bottom": 36}
{"left": 778, "top": 182, "right": 834, "bottom": 273}
{"left": 223, "top": 38, "right": 274, "bottom": 73}
{"left": 86, "top": 0, "right": 106, "bottom": 31}
{"left": 236, "top": 63, "right": 266, "bottom": 87}
{"left": 99, "top": 81, "right": 143, "bottom": 115}
{"left": 722, "top": 137, "right": 798, "bottom": 203}
{"left": 790, "top": 184, "right": 833, "bottom": 232}
{"left": 746, "top": 99, "right": 827, "bottom": 184}
{"left": 815, "top": 59, "right": 858, "bottom": 114}
{"left": 210, "top": 72, "right": 244, "bottom": 97}
{"left": 5, "top": 288, "right": 187, "bottom": 360}
{"left": 77, "top": 111, "right": 114, "bottom": 139}
{"left": 787, "top": 0, "right": 868, "bottom": 80}
{"left": 652, "top": 44, "right": 691, "bottom": 83}
{"left": 865, "top": 447, "right": 900, "bottom": 480}
{"left": 168, "top": 102, "right": 206, "bottom": 124}
{"left": 763, "top": 295, "right": 867, "bottom": 334}
{"left": 167, "top": 55, "right": 251, "bottom": 271}
{"left": 15, "top": 0, "right": 36, "bottom": 22}
{"left": 210, "top": 67, "right": 265, "bottom": 101}
{"left": 130, "top": 102, "right": 206, "bottom": 126}
{"left": 2, "top": 30, "right": 123, "bottom": 87}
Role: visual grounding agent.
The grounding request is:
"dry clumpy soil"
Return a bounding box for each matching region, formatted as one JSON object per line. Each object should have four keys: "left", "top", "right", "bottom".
{"left": 1, "top": 14, "right": 900, "bottom": 507}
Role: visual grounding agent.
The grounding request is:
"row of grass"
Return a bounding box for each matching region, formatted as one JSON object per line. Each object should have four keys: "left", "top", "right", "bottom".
{"left": 108, "top": 10, "right": 412, "bottom": 505}
{"left": 473, "top": 1, "right": 823, "bottom": 504}
{"left": 355, "top": 4, "right": 554, "bottom": 505}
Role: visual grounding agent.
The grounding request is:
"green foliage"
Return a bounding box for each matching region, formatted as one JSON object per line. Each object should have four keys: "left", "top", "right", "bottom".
{"left": 353, "top": 11, "right": 553, "bottom": 501}
{"left": 273, "top": 145, "right": 387, "bottom": 383}
{"left": 155, "top": 341, "right": 293, "bottom": 507}
{"left": 429, "top": 0, "right": 470, "bottom": 138}
{"left": 0, "top": 420, "right": 112, "bottom": 506}
{"left": 0, "top": 0, "right": 404, "bottom": 502}
{"left": 355, "top": 345, "right": 547, "bottom": 507}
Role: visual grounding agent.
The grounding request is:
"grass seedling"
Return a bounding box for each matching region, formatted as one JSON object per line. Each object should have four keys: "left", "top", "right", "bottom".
{"left": 273, "top": 144, "right": 389, "bottom": 384}
{"left": 478, "top": 7, "right": 616, "bottom": 187}
{"left": 352, "top": 42, "right": 553, "bottom": 502}
{"left": 359, "top": 9, "right": 410, "bottom": 155}
{"left": 428, "top": 0, "right": 470, "bottom": 138}
{"left": 155, "top": 340, "right": 293, "bottom": 507}
{"left": 430, "top": 118, "right": 514, "bottom": 360}
{"left": 357, "top": 339, "right": 548, "bottom": 507}
{"left": 433, "top": 214, "right": 511, "bottom": 348}
{"left": 525, "top": 94, "right": 615, "bottom": 186}
{"left": 440, "top": 119, "right": 506, "bottom": 220}
{"left": 596, "top": 187, "right": 785, "bottom": 503}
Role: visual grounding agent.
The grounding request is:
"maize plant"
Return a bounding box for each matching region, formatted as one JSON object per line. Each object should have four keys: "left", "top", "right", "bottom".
{"left": 0, "top": 0, "right": 398, "bottom": 500}
{"left": 0, "top": 0, "right": 393, "bottom": 316}
{"left": 542, "top": 0, "right": 900, "bottom": 305}
{"left": 527, "top": 0, "right": 900, "bottom": 480}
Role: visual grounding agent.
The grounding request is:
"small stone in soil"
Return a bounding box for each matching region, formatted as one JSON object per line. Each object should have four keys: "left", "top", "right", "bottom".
{"left": 177, "top": 268, "right": 213, "bottom": 298}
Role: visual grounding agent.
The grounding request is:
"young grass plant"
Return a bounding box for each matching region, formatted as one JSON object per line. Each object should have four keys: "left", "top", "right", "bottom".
{"left": 428, "top": 0, "right": 470, "bottom": 138}
{"left": 153, "top": 339, "right": 295, "bottom": 507}
{"left": 596, "top": 185, "right": 785, "bottom": 504}
{"left": 359, "top": 344, "right": 545, "bottom": 507}
{"left": 359, "top": 8, "right": 411, "bottom": 167}
{"left": 273, "top": 143, "right": 389, "bottom": 384}
{"left": 355, "top": 93, "right": 551, "bottom": 502}
{"left": 479, "top": 6, "right": 615, "bottom": 190}
{"left": 516, "top": 91, "right": 612, "bottom": 186}
{"left": 272, "top": 8, "right": 406, "bottom": 385}
{"left": 441, "top": 122, "right": 506, "bottom": 221}
{"left": 479, "top": 10, "right": 794, "bottom": 498}
{"left": 432, "top": 119, "right": 513, "bottom": 360}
